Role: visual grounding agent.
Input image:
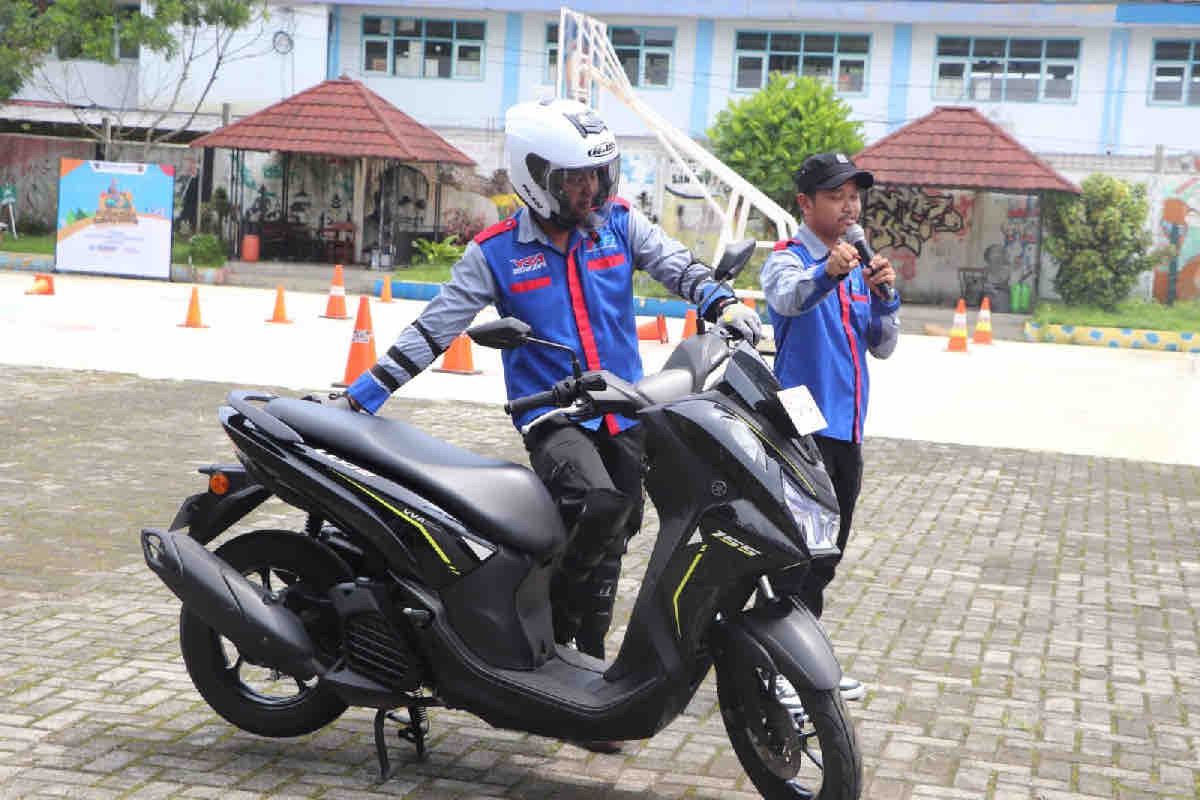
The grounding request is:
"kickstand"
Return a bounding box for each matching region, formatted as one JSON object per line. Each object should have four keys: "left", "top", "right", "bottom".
{"left": 373, "top": 705, "right": 431, "bottom": 781}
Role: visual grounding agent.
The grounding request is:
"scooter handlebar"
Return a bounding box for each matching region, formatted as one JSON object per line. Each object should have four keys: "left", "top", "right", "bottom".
{"left": 504, "top": 388, "right": 562, "bottom": 417}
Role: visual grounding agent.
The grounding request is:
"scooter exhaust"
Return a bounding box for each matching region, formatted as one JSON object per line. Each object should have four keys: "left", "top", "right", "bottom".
{"left": 141, "top": 528, "right": 320, "bottom": 678}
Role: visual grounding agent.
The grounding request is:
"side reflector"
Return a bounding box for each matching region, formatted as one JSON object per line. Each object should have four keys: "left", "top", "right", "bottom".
{"left": 209, "top": 472, "right": 230, "bottom": 495}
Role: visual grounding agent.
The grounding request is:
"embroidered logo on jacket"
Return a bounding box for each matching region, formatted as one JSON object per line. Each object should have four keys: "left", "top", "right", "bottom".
{"left": 511, "top": 253, "right": 547, "bottom": 275}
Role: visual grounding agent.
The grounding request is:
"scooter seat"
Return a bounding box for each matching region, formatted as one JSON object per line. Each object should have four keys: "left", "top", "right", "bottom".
{"left": 264, "top": 399, "right": 566, "bottom": 557}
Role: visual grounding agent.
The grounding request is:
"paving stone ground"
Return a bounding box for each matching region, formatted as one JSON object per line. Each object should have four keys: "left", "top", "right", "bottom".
{"left": 1, "top": 366, "right": 1197, "bottom": 799}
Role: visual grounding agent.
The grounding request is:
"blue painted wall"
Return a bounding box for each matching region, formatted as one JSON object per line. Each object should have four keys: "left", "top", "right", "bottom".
{"left": 502, "top": 13, "right": 523, "bottom": 115}
{"left": 327, "top": 6, "right": 341, "bottom": 80}
{"left": 1100, "top": 29, "right": 1130, "bottom": 154}
{"left": 888, "top": 24, "right": 912, "bottom": 132}
{"left": 690, "top": 19, "right": 715, "bottom": 137}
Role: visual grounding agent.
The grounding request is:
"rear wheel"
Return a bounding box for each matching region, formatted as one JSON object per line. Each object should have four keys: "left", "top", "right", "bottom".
{"left": 179, "top": 530, "right": 351, "bottom": 737}
{"left": 716, "top": 655, "right": 861, "bottom": 799}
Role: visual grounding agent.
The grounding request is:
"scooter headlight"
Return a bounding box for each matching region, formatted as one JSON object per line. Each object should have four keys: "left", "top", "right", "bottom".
{"left": 783, "top": 479, "right": 840, "bottom": 556}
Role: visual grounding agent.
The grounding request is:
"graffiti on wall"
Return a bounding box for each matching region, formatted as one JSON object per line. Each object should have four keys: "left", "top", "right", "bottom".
{"left": 1155, "top": 176, "right": 1200, "bottom": 302}
{"left": 864, "top": 187, "right": 967, "bottom": 258}
{"left": 0, "top": 135, "right": 95, "bottom": 229}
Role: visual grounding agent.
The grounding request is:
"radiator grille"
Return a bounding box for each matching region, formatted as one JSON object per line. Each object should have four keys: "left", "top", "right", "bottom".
{"left": 344, "top": 613, "right": 411, "bottom": 688}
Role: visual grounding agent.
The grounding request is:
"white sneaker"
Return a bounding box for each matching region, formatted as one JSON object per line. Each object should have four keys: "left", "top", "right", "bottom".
{"left": 839, "top": 675, "right": 865, "bottom": 701}
{"left": 773, "top": 676, "right": 809, "bottom": 724}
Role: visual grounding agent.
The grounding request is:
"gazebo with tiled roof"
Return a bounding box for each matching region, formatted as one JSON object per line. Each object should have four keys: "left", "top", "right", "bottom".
{"left": 854, "top": 106, "right": 1079, "bottom": 308}
{"left": 191, "top": 76, "right": 475, "bottom": 263}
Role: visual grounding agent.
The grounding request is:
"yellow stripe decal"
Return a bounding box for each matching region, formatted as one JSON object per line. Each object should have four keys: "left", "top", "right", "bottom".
{"left": 672, "top": 544, "right": 707, "bottom": 638}
{"left": 337, "top": 474, "right": 460, "bottom": 575}
{"left": 736, "top": 411, "right": 817, "bottom": 496}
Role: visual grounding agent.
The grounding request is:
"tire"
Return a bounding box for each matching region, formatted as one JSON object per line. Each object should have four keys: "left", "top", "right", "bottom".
{"left": 179, "top": 530, "right": 351, "bottom": 738}
{"left": 716, "top": 655, "right": 862, "bottom": 799}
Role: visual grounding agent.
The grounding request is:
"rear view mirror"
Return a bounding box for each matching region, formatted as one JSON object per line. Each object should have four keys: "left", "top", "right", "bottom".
{"left": 713, "top": 239, "right": 756, "bottom": 283}
{"left": 467, "top": 317, "right": 531, "bottom": 350}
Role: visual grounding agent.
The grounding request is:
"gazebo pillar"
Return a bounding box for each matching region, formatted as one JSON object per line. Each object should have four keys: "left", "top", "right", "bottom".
{"left": 352, "top": 156, "right": 366, "bottom": 263}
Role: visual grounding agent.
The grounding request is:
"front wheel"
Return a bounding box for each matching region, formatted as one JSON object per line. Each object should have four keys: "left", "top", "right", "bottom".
{"left": 716, "top": 655, "right": 861, "bottom": 799}
{"left": 179, "top": 530, "right": 351, "bottom": 738}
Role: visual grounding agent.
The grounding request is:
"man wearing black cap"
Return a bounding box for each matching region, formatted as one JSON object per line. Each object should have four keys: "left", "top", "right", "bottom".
{"left": 761, "top": 152, "right": 901, "bottom": 704}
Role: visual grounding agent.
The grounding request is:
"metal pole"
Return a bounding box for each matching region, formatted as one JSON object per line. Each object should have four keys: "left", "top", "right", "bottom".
{"left": 1032, "top": 191, "right": 1045, "bottom": 311}
{"left": 433, "top": 163, "right": 443, "bottom": 240}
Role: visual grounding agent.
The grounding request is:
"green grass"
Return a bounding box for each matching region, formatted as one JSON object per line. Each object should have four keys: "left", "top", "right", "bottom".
{"left": 391, "top": 262, "right": 454, "bottom": 283}
{"left": 1033, "top": 300, "right": 1200, "bottom": 332}
{"left": 0, "top": 233, "right": 55, "bottom": 255}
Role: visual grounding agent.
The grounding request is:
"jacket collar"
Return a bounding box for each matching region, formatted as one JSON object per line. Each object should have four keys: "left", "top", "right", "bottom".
{"left": 795, "top": 223, "right": 832, "bottom": 260}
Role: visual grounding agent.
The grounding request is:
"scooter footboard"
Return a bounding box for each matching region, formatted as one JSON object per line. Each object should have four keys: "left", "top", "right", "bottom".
{"left": 141, "top": 528, "right": 319, "bottom": 678}
{"left": 714, "top": 601, "right": 841, "bottom": 692}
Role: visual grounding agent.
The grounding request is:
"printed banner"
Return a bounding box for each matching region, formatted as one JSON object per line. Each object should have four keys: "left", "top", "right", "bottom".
{"left": 55, "top": 159, "right": 175, "bottom": 279}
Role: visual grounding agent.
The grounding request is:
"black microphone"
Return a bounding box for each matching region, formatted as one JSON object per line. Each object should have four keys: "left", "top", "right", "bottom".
{"left": 844, "top": 223, "right": 895, "bottom": 302}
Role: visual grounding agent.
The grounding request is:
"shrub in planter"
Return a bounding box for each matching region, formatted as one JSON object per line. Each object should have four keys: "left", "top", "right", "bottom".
{"left": 188, "top": 233, "right": 227, "bottom": 267}
{"left": 413, "top": 235, "right": 465, "bottom": 266}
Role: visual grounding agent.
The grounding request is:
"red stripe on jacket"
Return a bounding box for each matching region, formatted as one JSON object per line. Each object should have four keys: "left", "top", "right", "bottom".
{"left": 838, "top": 282, "right": 864, "bottom": 443}
{"left": 565, "top": 240, "right": 619, "bottom": 435}
{"left": 511, "top": 276, "right": 551, "bottom": 293}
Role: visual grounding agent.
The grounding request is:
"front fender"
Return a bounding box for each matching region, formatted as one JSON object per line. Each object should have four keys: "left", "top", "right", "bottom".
{"left": 713, "top": 600, "right": 841, "bottom": 692}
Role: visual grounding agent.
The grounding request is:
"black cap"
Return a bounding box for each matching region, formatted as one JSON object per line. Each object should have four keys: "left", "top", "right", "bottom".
{"left": 793, "top": 152, "right": 874, "bottom": 195}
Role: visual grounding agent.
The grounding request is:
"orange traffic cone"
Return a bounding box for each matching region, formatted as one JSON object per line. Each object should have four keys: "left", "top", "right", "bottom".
{"left": 972, "top": 296, "right": 994, "bottom": 345}
{"left": 681, "top": 308, "right": 698, "bottom": 339}
{"left": 178, "top": 287, "right": 207, "bottom": 328}
{"left": 321, "top": 264, "right": 350, "bottom": 319}
{"left": 266, "top": 285, "right": 292, "bottom": 324}
{"left": 743, "top": 296, "right": 757, "bottom": 311}
{"left": 335, "top": 296, "right": 376, "bottom": 386}
{"left": 24, "top": 273, "right": 55, "bottom": 295}
{"left": 947, "top": 298, "right": 969, "bottom": 352}
{"left": 433, "top": 333, "right": 482, "bottom": 375}
{"left": 637, "top": 314, "right": 669, "bottom": 344}
{"left": 379, "top": 275, "right": 394, "bottom": 304}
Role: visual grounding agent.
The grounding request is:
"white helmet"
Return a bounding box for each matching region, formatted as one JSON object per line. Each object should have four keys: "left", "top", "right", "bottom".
{"left": 505, "top": 98, "right": 620, "bottom": 229}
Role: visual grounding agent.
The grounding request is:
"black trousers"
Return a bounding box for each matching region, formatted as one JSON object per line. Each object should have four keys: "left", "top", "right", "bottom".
{"left": 779, "top": 434, "right": 863, "bottom": 619}
{"left": 523, "top": 419, "right": 646, "bottom": 659}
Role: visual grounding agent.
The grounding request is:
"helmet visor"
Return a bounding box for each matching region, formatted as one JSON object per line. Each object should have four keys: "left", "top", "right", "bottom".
{"left": 545, "top": 158, "right": 621, "bottom": 227}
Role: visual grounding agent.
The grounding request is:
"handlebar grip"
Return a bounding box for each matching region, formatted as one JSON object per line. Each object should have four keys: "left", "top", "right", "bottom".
{"left": 504, "top": 388, "right": 560, "bottom": 417}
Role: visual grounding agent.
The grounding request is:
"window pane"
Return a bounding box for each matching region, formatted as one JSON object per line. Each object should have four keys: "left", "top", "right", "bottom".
{"left": 1043, "top": 63, "right": 1075, "bottom": 99}
{"left": 644, "top": 51, "right": 670, "bottom": 86}
{"left": 363, "top": 17, "right": 386, "bottom": 35}
{"left": 806, "top": 34, "right": 835, "bottom": 53}
{"left": 736, "top": 55, "right": 763, "bottom": 89}
{"left": 1155, "top": 40, "right": 1191, "bottom": 61}
{"left": 644, "top": 28, "right": 673, "bottom": 48}
{"left": 424, "top": 40, "right": 452, "bottom": 77}
{"left": 547, "top": 49, "right": 558, "bottom": 85}
{"left": 1010, "top": 39, "right": 1042, "bottom": 58}
{"left": 839, "top": 34, "right": 869, "bottom": 54}
{"left": 611, "top": 27, "right": 640, "bottom": 47}
{"left": 838, "top": 58, "right": 866, "bottom": 93}
{"left": 363, "top": 40, "right": 388, "bottom": 72}
{"left": 395, "top": 18, "right": 420, "bottom": 36}
{"left": 547, "top": 24, "right": 559, "bottom": 44}
{"left": 768, "top": 53, "right": 800, "bottom": 75}
{"left": 1005, "top": 60, "right": 1040, "bottom": 102}
{"left": 802, "top": 55, "right": 834, "bottom": 82}
{"left": 969, "top": 59, "right": 1003, "bottom": 100}
{"left": 425, "top": 21, "right": 453, "bottom": 39}
{"left": 1045, "top": 40, "right": 1079, "bottom": 59}
{"left": 936, "top": 61, "right": 965, "bottom": 98}
{"left": 1189, "top": 68, "right": 1200, "bottom": 106}
{"left": 393, "top": 39, "right": 418, "bottom": 76}
{"left": 938, "top": 37, "right": 970, "bottom": 57}
{"left": 456, "top": 44, "right": 482, "bottom": 77}
{"left": 772, "top": 33, "right": 802, "bottom": 52}
{"left": 737, "top": 32, "right": 767, "bottom": 50}
{"left": 457, "top": 21, "right": 485, "bottom": 41}
{"left": 1153, "top": 65, "right": 1185, "bottom": 101}
{"left": 617, "top": 48, "right": 639, "bottom": 85}
{"left": 973, "top": 38, "right": 1005, "bottom": 58}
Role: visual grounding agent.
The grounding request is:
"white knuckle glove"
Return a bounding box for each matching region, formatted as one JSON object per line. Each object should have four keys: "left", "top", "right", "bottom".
{"left": 717, "top": 302, "right": 763, "bottom": 345}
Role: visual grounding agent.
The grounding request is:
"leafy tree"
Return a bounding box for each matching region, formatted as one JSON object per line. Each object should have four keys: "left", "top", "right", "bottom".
{"left": 0, "top": 0, "right": 49, "bottom": 102}
{"left": 707, "top": 73, "right": 865, "bottom": 215}
{"left": 1044, "top": 174, "right": 1165, "bottom": 310}
{"left": 29, "top": 0, "right": 271, "bottom": 158}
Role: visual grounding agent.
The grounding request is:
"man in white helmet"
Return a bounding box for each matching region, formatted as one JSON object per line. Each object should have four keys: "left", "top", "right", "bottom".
{"left": 341, "top": 98, "right": 760, "bottom": 673}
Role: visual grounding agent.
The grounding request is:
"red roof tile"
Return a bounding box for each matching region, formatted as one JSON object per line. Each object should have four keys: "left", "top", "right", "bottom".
{"left": 855, "top": 106, "right": 1078, "bottom": 194}
{"left": 189, "top": 78, "right": 474, "bottom": 165}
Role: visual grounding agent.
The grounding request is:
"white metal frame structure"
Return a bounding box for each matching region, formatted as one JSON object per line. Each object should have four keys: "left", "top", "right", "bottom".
{"left": 557, "top": 7, "right": 799, "bottom": 265}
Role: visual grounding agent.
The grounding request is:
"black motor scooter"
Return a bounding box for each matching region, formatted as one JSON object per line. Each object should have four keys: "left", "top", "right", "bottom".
{"left": 141, "top": 241, "right": 862, "bottom": 798}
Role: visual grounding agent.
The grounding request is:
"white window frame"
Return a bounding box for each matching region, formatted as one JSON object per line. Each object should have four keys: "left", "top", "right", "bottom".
{"left": 608, "top": 26, "right": 675, "bottom": 90}
{"left": 732, "top": 30, "right": 872, "bottom": 96}
{"left": 360, "top": 16, "right": 487, "bottom": 81}
{"left": 1148, "top": 39, "right": 1200, "bottom": 106}
{"left": 932, "top": 35, "right": 1081, "bottom": 104}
